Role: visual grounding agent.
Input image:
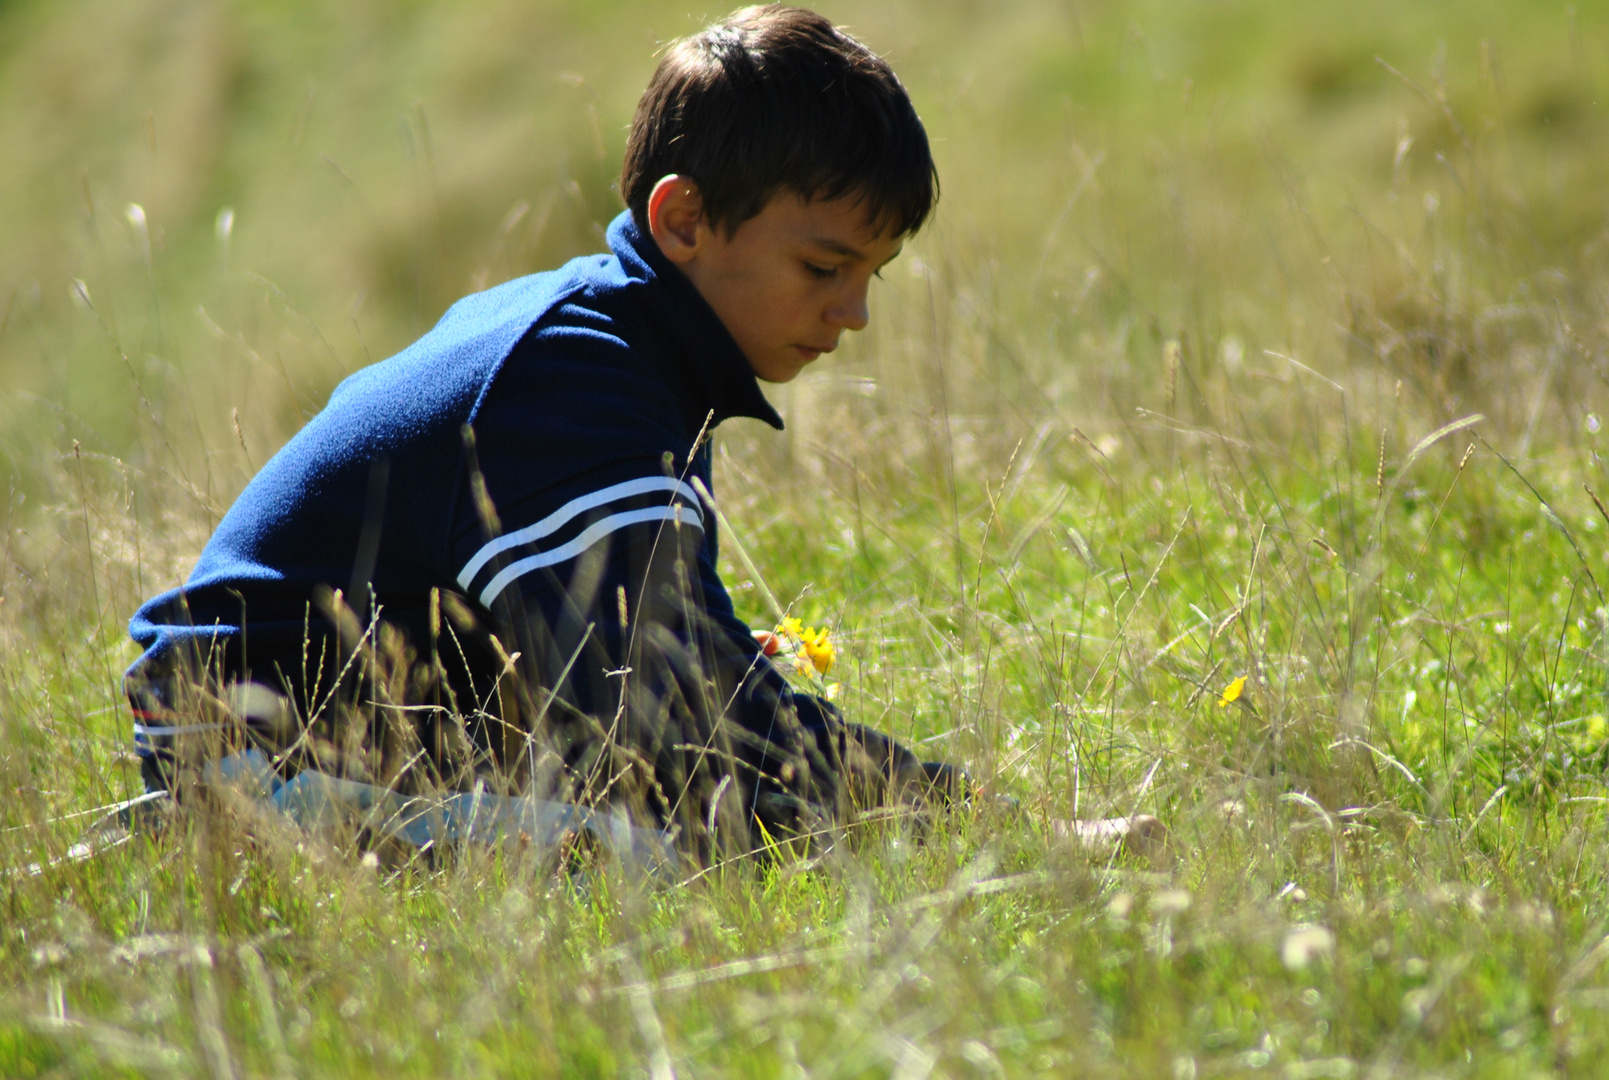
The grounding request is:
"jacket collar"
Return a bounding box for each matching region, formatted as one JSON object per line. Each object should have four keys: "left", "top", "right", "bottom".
{"left": 608, "top": 211, "right": 785, "bottom": 434}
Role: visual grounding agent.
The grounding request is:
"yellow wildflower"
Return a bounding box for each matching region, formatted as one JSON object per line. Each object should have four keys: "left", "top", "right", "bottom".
{"left": 774, "top": 617, "right": 836, "bottom": 677}
{"left": 801, "top": 626, "right": 836, "bottom": 675}
{"left": 1218, "top": 675, "right": 1247, "bottom": 708}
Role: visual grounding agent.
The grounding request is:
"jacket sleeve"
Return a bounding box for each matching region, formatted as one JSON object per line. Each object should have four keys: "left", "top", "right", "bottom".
{"left": 448, "top": 455, "right": 844, "bottom": 842}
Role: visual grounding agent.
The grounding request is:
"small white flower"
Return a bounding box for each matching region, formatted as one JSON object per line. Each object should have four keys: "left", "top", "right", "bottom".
{"left": 1282, "top": 924, "right": 1334, "bottom": 970}
{"left": 1152, "top": 888, "right": 1192, "bottom": 915}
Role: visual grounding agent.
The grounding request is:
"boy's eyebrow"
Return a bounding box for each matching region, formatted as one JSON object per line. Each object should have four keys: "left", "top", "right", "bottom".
{"left": 803, "top": 237, "right": 866, "bottom": 259}
{"left": 803, "top": 236, "right": 903, "bottom": 266}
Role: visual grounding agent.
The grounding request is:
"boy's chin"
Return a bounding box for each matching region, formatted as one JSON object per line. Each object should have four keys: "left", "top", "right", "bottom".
{"left": 747, "top": 354, "right": 812, "bottom": 384}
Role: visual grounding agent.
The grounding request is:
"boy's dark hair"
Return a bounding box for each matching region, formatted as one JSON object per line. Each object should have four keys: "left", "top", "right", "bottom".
{"left": 621, "top": 4, "right": 937, "bottom": 237}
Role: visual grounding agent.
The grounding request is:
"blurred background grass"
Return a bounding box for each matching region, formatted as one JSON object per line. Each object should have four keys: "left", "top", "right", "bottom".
{"left": 3, "top": 0, "right": 1606, "bottom": 478}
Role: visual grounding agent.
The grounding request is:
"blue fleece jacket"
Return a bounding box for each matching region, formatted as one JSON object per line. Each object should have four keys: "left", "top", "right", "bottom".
{"left": 128, "top": 212, "right": 833, "bottom": 808}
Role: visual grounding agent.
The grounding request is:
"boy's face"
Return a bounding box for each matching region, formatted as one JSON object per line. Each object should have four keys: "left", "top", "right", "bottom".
{"left": 649, "top": 178, "right": 903, "bottom": 383}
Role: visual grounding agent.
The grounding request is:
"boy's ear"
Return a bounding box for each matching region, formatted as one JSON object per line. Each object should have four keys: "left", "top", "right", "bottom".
{"left": 647, "top": 175, "right": 705, "bottom": 265}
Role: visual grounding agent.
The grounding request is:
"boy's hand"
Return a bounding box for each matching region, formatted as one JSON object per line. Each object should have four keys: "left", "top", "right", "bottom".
{"left": 752, "top": 629, "right": 782, "bottom": 656}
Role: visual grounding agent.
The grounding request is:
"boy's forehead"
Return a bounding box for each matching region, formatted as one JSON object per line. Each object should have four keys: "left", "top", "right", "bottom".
{"left": 756, "top": 189, "right": 904, "bottom": 257}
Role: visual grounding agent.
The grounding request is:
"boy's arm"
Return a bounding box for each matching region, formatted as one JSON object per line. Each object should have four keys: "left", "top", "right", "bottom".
{"left": 449, "top": 452, "right": 844, "bottom": 826}
{"left": 684, "top": 521, "right": 841, "bottom": 733}
{"left": 623, "top": 502, "right": 856, "bottom": 829}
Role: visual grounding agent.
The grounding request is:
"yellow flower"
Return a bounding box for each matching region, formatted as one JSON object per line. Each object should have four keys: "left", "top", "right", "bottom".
{"left": 1218, "top": 675, "right": 1247, "bottom": 708}
{"left": 801, "top": 627, "right": 836, "bottom": 675}
{"left": 774, "top": 617, "right": 836, "bottom": 676}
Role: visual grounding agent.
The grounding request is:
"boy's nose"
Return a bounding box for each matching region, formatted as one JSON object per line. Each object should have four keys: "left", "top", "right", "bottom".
{"left": 830, "top": 286, "right": 871, "bottom": 332}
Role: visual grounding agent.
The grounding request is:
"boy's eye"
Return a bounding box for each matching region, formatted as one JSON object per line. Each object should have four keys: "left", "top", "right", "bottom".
{"left": 803, "top": 262, "right": 836, "bottom": 280}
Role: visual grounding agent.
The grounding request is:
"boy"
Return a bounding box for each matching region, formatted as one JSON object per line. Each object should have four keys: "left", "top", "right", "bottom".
{"left": 126, "top": 4, "right": 951, "bottom": 857}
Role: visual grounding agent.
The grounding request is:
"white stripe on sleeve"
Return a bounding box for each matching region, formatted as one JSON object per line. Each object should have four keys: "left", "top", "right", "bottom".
{"left": 457, "top": 475, "right": 703, "bottom": 591}
{"left": 133, "top": 722, "right": 226, "bottom": 738}
{"left": 477, "top": 504, "right": 704, "bottom": 607}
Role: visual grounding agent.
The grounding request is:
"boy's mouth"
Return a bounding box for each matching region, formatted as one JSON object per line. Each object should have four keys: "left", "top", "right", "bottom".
{"left": 794, "top": 343, "right": 835, "bottom": 361}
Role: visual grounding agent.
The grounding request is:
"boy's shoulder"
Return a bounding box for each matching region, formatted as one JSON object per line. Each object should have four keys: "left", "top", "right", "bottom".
{"left": 281, "top": 237, "right": 669, "bottom": 478}
{"left": 326, "top": 250, "right": 619, "bottom": 422}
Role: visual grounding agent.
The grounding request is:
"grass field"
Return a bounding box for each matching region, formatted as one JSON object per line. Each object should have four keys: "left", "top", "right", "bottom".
{"left": 5, "top": 0, "right": 1609, "bottom": 1075}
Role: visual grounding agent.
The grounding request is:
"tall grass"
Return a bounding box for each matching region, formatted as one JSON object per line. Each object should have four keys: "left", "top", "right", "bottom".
{"left": 4, "top": 0, "right": 1609, "bottom": 1075}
